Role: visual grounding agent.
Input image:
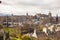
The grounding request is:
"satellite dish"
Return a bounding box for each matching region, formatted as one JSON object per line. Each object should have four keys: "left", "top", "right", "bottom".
{"left": 0, "top": 1, "right": 2, "bottom": 3}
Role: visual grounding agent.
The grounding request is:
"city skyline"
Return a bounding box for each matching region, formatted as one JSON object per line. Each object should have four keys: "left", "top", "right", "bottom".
{"left": 0, "top": 0, "right": 60, "bottom": 16}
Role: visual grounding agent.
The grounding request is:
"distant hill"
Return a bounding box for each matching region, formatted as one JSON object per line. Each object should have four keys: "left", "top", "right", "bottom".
{"left": 0, "top": 13, "right": 11, "bottom": 16}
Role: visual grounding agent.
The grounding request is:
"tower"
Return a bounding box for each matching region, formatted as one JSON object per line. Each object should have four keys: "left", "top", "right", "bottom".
{"left": 48, "top": 11, "right": 52, "bottom": 18}
{"left": 11, "top": 14, "right": 14, "bottom": 27}
{"left": 56, "top": 14, "right": 58, "bottom": 24}
{"left": 6, "top": 16, "right": 9, "bottom": 27}
{"left": 26, "top": 13, "right": 29, "bottom": 22}
{"left": 48, "top": 11, "right": 52, "bottom": 23}
{"left": 26, "top": 13, "right": 28, "bottom": 16}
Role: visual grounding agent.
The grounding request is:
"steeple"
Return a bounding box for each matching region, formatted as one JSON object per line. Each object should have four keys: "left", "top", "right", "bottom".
{"left": 48, "top": 11, "right": 52, "bottom": 18}
{"left": 48, "top": 11, "right": 52, "bottom": 23}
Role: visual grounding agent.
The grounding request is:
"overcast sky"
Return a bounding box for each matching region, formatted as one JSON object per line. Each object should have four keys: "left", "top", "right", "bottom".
{"left": 0, "top": 0, "right": 60, "bottom": 16}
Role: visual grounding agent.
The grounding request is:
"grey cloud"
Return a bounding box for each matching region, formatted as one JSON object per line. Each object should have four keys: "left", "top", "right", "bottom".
{"left": 0, "top": 0, "right": 60, "bottom": 16}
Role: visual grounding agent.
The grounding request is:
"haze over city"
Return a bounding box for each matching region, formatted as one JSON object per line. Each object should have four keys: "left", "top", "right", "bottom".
{"left": 1, "top": 0, "right": 60, "bottom": 40}
{"left": 0, "top": 0, "right": 60, "bottom": 16}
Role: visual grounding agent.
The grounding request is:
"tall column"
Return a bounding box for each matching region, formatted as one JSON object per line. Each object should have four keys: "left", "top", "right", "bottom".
{"left": 6, "top": 16, "right": 9, "bottom": 27}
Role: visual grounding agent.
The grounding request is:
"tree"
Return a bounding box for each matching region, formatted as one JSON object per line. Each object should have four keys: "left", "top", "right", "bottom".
{"left": 0, "top": 25, "right": 3, "bottom": 29}
{"left": 39, "top": 25, "right": 43, "bottom": 31}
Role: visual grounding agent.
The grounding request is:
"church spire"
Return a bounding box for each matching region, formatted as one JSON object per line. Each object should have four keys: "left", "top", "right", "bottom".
{"left": 48, "top": 11, "right": 52, "bottom": 23}
{"left": 48, "top": 11, "right": 52, "bottom": 18}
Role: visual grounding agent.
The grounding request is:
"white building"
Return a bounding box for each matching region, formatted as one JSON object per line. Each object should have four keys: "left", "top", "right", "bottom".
{"left": 32, "top": 29, "right": 37, "bottom": 38}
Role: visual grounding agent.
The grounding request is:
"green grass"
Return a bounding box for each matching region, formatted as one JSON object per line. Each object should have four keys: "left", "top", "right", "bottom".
{"left": 12, "top": 37, "right": 22, "bottom": 40}
{"left": 5, "top": 27, "right": 16, "bottom": 33}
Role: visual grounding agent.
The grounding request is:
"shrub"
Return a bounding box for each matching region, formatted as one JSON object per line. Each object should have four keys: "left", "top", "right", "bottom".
{"left": 0, "top": 25, "right": 3, "bottom": 29}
